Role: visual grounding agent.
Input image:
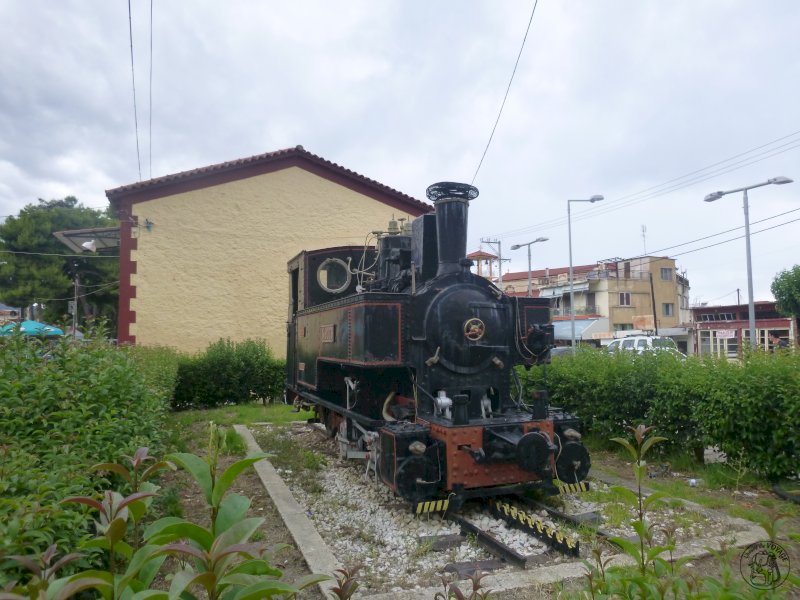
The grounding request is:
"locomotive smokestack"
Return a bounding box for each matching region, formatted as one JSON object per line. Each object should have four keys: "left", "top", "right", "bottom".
{"left": 425, "top": 182, "right": 479, "bottom": 277}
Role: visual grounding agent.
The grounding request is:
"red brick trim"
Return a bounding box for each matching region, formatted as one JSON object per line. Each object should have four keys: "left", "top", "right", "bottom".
{"left": 116, "top": 200, "right": 137, "bottom": 345}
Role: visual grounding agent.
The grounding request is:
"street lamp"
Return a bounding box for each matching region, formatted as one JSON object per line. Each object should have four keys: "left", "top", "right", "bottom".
{"left": 511, "top": 237, "right": 548, "bottom": 297}
{"left": 704, "top": 176, "right": 793, "bottom": 349}
{"left": 568, "top": 195, "right": 604, "bottom": 352}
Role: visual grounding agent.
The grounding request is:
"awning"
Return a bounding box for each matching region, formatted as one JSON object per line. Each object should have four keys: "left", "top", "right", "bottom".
{"left": 539, "top": 282, "right": 589, "bottom": 297}
{"left": 53, "top": 227, "right": 120, "bottom": 253}
{"left": 552, "top": 318, "right": 608, "bottom": 341}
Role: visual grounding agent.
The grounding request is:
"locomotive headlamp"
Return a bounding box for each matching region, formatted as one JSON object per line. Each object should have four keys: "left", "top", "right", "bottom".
{"left": 408, "top": 441, "right": 427, "bottom": 456}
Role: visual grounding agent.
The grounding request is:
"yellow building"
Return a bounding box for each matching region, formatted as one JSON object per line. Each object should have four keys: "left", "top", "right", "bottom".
{"left": 106, "top": 146, "right": 430, "bottom": 356}
{"left": 497, "top": 256, "right": 691, "bottom": 348}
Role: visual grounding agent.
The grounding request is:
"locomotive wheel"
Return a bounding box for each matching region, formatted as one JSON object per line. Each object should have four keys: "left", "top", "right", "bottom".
{"left": 319, "top": 407, "right": 341, "bottom": 438}
{"left": 556, "top": 440, "right": 591, "bottom": 482}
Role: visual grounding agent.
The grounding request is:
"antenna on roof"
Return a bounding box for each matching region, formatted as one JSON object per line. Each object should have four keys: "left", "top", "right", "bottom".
{"left": 641, "top": 225, "right": 647, "bottom": 255}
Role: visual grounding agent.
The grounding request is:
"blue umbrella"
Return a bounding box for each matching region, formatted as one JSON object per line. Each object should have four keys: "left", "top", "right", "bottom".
{"left": 0, "top": 320, "right": 64, "bottom": 337}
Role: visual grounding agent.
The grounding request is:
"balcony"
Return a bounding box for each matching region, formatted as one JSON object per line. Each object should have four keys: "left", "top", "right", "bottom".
{"left": 552, "top": 306, "right": 600, "bottom": 317}
{"left": 535, "top": 269, "right": 651, "bottom": 289}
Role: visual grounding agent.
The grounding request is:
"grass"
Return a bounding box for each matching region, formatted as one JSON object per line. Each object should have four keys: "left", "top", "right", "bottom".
{"left": 223, "top": 429, "right": 247, "bottom": 455}
{"left": 172, "top": 402, "right": 315, "bottom": 428}
{"left": 161, "top": 402, "right": 315, "bottom": 455}
{"left": 252, "top": 425, "right": 327, "bottom": 495}
{"left": 410, "top": 538, "right": 435, "bottom": 559}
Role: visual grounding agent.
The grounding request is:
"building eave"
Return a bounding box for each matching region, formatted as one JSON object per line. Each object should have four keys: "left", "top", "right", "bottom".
{"left": 105, "top": 145, "right": 431, "bottom": 217}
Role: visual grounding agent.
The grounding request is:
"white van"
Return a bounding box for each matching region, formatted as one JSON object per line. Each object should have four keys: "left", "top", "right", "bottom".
{"left": 607, "top": 335, "right": 683, "bottom": 355}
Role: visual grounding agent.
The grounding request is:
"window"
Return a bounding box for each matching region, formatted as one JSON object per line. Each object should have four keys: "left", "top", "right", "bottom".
{"left": 317, "top": 258, "right": 351, "bottom": 294}
{"left": 619, "top": 292, "right": 632, "bottom": 306}
{"left": 662, "top": 303, "right": 674, "bottom": 317}
{"left": 621, "top": 339, "right": 635, "bottom": 350}
{"left": 660, "top": 267, "right": 673, "bottom": 281}
{"left": 614, "top": 323, "right": 634, "bottom": 331}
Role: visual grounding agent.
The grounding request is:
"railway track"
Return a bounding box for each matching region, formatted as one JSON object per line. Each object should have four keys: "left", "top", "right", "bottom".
{"left": 308, "top": 421, "right": 599, "bottom": 576}
{"left": 416, "top": 495, "right": 594, "bottom": 577}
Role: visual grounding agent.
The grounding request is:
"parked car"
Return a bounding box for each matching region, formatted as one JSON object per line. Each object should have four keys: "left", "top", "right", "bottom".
{"left": 549, "top": 346, "right": 573, "bottom": 359}
{"left": 607, "top": 335, "right": 685, "bottom": 356}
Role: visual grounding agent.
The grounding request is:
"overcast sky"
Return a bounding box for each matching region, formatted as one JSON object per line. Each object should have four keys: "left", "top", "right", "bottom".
{"left": 1, "top": 1, "right": 798, "bottom": 304}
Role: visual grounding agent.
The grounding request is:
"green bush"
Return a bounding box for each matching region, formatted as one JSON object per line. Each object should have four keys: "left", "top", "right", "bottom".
{"left": 523, "top": 350, "right": 653, "bottom": 440}
{"left": 697, "top": 350, "right": 799, "bottom": 480}
{"left": 0, "top": 334, "right": 167, "bottom": 564}
{"left": 172, "top": 339, "right": 285, "bottom": 410}
{"left": 520, "top": 348, "right": 799, "bottom": 479}
{"left": 126, "top": 344, "right": 184, "bottom": 402}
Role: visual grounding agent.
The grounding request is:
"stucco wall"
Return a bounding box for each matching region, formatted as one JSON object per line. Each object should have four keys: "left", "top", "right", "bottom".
{"left": 128, "top": 167, "right": 420, "bottom": 356}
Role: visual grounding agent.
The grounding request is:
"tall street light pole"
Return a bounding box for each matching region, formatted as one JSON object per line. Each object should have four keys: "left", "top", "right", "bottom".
{"left": 704, "top": 176, "right": 793, "bottom": 349}
{"left": 568, "top": 195, "right": 604, "bottom": 352}
{"left": 511, "top": 237, "right": 548, "bottom": 297}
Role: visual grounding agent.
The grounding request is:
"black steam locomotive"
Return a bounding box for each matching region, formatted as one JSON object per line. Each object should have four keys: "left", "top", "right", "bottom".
{"left": 285, "top": 182, "right": 589, "bottom": 512}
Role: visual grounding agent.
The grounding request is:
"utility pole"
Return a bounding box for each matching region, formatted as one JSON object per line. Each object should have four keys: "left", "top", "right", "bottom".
{"left": 72, "top": 265, "right": 79, "bottom": 336}
{"left": 480, "top": 238, "right": 503, "bottom": 288}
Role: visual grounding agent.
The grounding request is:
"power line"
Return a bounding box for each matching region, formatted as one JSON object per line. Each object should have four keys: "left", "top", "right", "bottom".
{"left": 128, "top": 0, "right": 142, "bottom": 181}
{"left": 670, "top": 217, "right": 800, "bottom": 259}
{"left": 509, "top": 215, "right": 800, "bottom": 279}
{"left": 472, "top": 0, "right": 539, "bottom": 185}
{"left": 33, "top": 281, "right": 120, "bottom": 303}
{"left": 492, "top": 129, "right": 800, "bottom": 239}
{"left": 636, "top": 207, "right": 800, "bottom": 256}
{"left": 0, "top": 250, "right": 118, "bottom": 258}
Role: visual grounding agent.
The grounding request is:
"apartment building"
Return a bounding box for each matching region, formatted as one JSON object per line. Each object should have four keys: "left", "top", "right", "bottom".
{"left": 478, "top": 256, "right": 691, "bottom": 350}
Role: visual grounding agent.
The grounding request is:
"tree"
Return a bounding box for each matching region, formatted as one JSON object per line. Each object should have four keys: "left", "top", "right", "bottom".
{"left": 0, "top": 197, "right": 119, "bottom": 332}
{"left": 771, "top": 265, "right": 800, "bottom": 318}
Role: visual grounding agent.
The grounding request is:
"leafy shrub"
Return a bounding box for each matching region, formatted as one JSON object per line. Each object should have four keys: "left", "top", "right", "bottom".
{"left": 522, "top": 349, "right": 653, "bottom": 440}
{"left": 0, "top": 334, "right": 167, "bottom": 566}
{"left": 125, "top": 344, "right": 184, "bottom": 403}
{"left": 1, "top": 431, "right": 328, "bottom": 599}
{"left": 520, "top": 347, "right": 799, "bottom": 478}
{"left": 697, "top": 350, "right": 799, "bottom": 480}
{"left": 172, "top": 339, "right": 285, "bottom": 410}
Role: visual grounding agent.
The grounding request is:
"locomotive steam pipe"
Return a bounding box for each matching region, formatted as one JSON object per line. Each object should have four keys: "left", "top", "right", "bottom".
{"left": 425, "top": 182, "right": 479, "bottom": 277}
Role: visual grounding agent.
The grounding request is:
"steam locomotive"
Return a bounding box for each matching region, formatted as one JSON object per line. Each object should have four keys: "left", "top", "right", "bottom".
{"left": 285, "top": 182, "right": 589, "bottom": 511}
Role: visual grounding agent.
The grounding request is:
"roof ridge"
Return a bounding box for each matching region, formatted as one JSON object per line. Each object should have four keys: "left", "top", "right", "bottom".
{"left": 105, "top": 145, "right": 429, "bottom": 213}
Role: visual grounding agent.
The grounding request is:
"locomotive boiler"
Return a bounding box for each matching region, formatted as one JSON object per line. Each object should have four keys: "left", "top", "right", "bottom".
{"left": 285, "top": 182, "right": 589, "bottom": 511}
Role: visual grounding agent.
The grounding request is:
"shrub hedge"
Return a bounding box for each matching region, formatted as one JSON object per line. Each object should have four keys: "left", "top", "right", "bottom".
{"left": 0, "top": 334, "right": 167, "bottom": 564}
{"left": 519, "top": 348, "right": 799, "bottom": 479}
{"left": 171, "top": 339, "right": 285, "bottom": 410}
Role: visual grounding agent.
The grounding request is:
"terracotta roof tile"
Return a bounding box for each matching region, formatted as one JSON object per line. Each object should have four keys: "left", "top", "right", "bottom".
{"left": 106, "top": 145, "right": 431, "bottom": 215}
{"left": 467, "top": 250, "right": 498, "bottom": 259}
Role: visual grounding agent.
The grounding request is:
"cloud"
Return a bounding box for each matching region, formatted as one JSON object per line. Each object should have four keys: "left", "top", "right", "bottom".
{"left": 1, "top": 0, "right": 799, "bottom": 302}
